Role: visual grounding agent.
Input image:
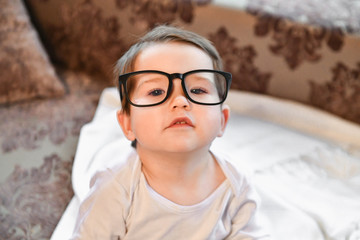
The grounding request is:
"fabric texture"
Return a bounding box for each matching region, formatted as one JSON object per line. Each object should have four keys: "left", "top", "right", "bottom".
{"left": 0, "top": 0, "right": 64, "bottom": 104}
{"left": 70, "top": 151, "right": 269, "bottom": 240}
{"left": 0, "top": 70, "right": 106, "bottom": 240}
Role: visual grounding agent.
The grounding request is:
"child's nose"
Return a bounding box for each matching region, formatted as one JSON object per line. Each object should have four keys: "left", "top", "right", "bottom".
{"left": 169, "top": 79, "right": 190, "bottom": 109}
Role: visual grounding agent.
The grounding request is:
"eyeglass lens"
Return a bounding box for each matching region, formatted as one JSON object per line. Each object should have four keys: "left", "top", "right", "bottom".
{"left": 125, "top": 71, "right": 227, "bottom": 106}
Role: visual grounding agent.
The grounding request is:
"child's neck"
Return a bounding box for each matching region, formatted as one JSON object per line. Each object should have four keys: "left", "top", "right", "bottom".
{"left": 137, "top": 147, "right": 226, "bottom": 206}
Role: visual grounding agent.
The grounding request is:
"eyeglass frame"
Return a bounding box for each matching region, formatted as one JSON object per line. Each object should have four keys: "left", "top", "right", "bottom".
{"left": 118, "top": 69, "right": 232, "bottom": 107}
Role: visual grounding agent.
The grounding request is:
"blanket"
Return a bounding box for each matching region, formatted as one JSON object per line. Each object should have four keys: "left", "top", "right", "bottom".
{"left": 51, "top": 88, "right": 360, "bottom": 240}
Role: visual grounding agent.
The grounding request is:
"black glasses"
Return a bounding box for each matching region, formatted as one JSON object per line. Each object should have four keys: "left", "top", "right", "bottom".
{"left": 118, "top": 69, "right": 232, "bottom": 107}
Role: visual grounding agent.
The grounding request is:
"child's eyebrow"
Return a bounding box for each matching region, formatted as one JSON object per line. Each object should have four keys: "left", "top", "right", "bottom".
{"left": 187, "top": 74, "right": 216, "bottom": 83}
{"left": 135, "top": 75, "right": 167, "bottom": 87}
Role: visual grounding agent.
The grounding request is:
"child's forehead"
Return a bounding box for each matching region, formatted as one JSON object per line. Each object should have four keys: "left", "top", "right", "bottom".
{"left": 134, "top": 42, "right": 213, "bottom": 72}
{"left": 139, "top": 41, "right": 206, "bottom": 57}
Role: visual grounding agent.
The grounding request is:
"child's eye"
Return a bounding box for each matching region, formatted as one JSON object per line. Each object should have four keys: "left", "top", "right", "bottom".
{"left": 190, "top": 88, "right": 208, "bottom": 95}
{"left": 148, "top": 89, "right": 165, "bottom": 96}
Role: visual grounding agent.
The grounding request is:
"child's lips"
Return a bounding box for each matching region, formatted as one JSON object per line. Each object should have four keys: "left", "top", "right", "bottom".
{"left": 167, "top": 117, "right": 194, "bottom": 128}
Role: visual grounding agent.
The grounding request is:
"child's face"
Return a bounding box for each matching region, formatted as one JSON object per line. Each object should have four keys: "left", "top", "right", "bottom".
{"left": 117, "top": 42, "right": 229, "bottom": 154}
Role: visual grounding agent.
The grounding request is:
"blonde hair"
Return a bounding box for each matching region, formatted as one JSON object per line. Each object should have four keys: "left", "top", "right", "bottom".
{"left": 114, "top": 25, "right": 223, "bottom": 114}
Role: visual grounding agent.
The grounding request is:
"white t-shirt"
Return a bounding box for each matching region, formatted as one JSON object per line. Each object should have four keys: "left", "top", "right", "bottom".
{"left": 71, "top": 152, "right": 270, "bottom": 239}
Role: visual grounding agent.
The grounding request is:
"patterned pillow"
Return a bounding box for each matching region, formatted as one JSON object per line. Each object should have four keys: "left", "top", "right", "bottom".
{"left": 0, "top": 0, "right": 65, "bottom": 104}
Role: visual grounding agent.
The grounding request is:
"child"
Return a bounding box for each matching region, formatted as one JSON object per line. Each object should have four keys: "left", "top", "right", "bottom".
{"left": 71, "top": 25, "right": 269, "bottom": 239}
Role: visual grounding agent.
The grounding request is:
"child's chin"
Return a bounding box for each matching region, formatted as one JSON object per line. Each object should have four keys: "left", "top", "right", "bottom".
{"left": 163, "top": 143, "right": 209, "bottom": 154}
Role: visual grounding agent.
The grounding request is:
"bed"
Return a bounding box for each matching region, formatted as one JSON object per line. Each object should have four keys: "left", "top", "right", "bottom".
{"left": 51, "top": 88, "right": 360, "bottom": 240}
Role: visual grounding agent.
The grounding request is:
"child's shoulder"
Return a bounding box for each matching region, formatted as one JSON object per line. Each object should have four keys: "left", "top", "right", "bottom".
{"left": 213, "top": 151, "right": 254, "bottom": 196}
{"left": 89, "top": 152, "right": 141, "bottom": 197}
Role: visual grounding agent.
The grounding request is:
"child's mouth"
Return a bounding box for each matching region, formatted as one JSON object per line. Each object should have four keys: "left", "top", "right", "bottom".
{"left": 167, "top": 117, "right": 194, "bottom": 128}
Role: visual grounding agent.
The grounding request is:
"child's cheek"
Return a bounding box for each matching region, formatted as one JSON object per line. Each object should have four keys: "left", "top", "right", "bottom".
{"left": 131, "top": 109, "right": 160, "bottom": 138}
{"left": 199, "top": 107, "right": 223, "bottom": 134}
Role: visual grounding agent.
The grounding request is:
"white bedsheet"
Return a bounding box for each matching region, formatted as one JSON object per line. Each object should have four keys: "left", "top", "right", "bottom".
{"left": 51, "top": 88, "right": 360, "bottom": 240}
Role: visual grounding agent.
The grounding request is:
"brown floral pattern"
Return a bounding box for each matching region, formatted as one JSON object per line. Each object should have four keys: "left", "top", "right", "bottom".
{"left": 252, "top": 14, "right": 345, "bottom": 70}
{"left": 115, "top": 0, "right": 211, "bottom": 29}
{"left": 45, "top": 0, "right": 126, "bottom": 83}
{"left": 0, "top": 70, "right": 106, "bottom": 153}
{"left": 25, "top": 0, "right": 211, "bottom": 83}
{"left": 0, "top": 154, "right": 73, "bottom": 240}
{"left": 0, "top": 0, "right": 65, "bottom": 104}
{"left": 309, "top": 62, "right": 360, "bottom": 124}
{"left": 209, "top": 27, "right": 271, "bottom": 93}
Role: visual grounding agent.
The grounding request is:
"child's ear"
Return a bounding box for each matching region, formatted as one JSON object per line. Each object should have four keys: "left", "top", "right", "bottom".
{"left": 217, "top": 104, "right": 230, "bottom": 137}
{"left": 116, "top": 110, "right": 136, "bottom": 141}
